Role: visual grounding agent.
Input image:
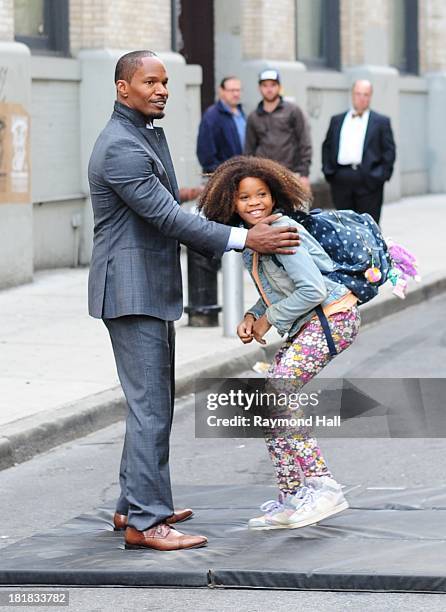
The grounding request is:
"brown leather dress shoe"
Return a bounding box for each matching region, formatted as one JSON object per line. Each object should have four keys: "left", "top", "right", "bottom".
{"left": 113, "top": 508, "right": 193, "bottom": 531}
{"left": 166, "top": 508, "right": 194, "bottom": 524}
{"left": 124, "top": 524, "right": 207, "bottom": 551}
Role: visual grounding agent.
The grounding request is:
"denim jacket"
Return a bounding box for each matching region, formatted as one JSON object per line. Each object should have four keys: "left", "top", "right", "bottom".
{"left": 244, "top": 215, "right": 349, "bottom": 337}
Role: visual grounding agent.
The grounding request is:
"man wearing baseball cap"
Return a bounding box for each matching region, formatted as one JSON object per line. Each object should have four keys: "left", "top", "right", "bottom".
{"left": 245, "top": 69, "right": 312, "bottom": 191}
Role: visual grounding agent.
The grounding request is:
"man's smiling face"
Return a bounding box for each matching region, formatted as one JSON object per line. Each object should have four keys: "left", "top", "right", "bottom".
{"left": 117, "top": 56, "right": 169, "bottom": 119}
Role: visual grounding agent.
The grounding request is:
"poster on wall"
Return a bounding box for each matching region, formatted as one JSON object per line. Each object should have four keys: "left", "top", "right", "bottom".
{"left": 0, "top": 102, "right": 31, "bottom": 204}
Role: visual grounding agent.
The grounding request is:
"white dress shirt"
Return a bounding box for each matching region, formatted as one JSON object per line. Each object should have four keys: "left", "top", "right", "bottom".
{"left": 337, "top": 109, "right": 370, "bottom": 166}
{"left": 227, "top": 226, "right": 248, "bottom": 250}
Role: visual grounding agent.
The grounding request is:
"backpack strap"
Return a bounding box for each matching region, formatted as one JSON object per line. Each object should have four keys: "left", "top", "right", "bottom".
{"left": 315, "top": 305, "right": 338, "bottom": 357}
{"left": 252, "top": 252, "right": 272, "bottom": 307}
{"left": 271, "top": 255, "right": 338, "bottom": 356}
{"left": 270, "top": 254, "right": 283, "bottom": 269}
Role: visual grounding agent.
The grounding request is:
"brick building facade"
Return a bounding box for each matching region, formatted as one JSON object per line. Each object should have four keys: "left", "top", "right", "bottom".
{"left": 1, "top": 0, "right": 446, "bottom": 288}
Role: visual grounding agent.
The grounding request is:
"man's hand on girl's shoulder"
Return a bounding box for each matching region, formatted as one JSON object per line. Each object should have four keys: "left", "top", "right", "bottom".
{"left": 245, "top": 214, "right": 300, "bottom": 254}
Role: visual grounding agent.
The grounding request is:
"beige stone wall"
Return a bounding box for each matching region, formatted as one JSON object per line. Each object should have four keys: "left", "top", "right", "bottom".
{"left": 8, "top": 0, "right": 446, "bottom": 74}
{"left": 242, "top": 0, "right": 295, "bottom": 60}
{"left": 419, "top": 0, "right": 446, "bottom": 72}
{"left": 70, "top": 0, "right": 171, "bottom": 55}
{"left": 0, "top": 0, "right": 14, "bottom": 41}
{"left": 340, "top": 0, "right": 390, "bottom": 67}
{"left": 341, "top": 0, "right": 446, "bottom": 74}
{"left": 365, "top": 0, "right": 390, "bottom": 27}
{"left": 340, "top": 0, "right": 365, "bottom": 67}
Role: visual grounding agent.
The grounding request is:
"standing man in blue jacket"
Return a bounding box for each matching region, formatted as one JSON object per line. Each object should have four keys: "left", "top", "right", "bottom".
{"left": 196, "top": 76, "right": 246, "bottom": 173}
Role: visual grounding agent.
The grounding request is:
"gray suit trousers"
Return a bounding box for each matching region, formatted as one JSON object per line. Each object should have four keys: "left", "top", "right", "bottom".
{"left": 103, "top": 315, "right": 175, "bottom": 530}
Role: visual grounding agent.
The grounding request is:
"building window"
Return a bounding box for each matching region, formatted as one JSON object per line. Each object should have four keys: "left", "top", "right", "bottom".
{"left": 14, "top": 0, "right": 69, "bottom": 56}
{"left": 295, "top": 0, "right": 340, "bottom": 70}
{"left": 171, "top": 0, "right": 216, "bottom": 112}
{"left": 389, "top": 0, "right": 418, "bottom": 74}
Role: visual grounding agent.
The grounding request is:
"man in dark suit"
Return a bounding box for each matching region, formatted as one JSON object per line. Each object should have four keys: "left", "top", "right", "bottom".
{"left": 88, "top": 50, "right": 300, "bottom": 552}
{"left": 322, "top": 80, "right": 396, "bottom": 223}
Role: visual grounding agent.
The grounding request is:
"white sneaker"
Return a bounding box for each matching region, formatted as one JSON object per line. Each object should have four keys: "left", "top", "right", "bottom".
{"left": 305, "top": 475, "right": 329, "bottom": 490}
{"left": 249, "top": 487, "right": 314, "bottom": 530}
{"left": 285, "top": 476, "right": 349, "bottom": 529}
{"left": 305, "top": 475, "right": 345, "bottom": 496}
{"left": 248, "top": 494, "right": 287, "bottom": 530}
{"left": 249, "top": 478, "right": 348, "bottom": 530}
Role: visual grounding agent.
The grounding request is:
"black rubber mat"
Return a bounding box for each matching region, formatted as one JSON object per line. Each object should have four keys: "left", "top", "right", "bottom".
{"left": 2, "top": 484, "right": 446, "bottom": 591}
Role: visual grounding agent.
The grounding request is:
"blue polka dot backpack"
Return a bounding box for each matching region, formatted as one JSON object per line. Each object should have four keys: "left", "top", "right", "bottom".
{"left": 290, "top": 208, "right": 391, "bottom": 304}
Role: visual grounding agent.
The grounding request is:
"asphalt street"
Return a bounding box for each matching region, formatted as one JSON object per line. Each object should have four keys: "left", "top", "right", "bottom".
{"left": 2, "top": 293, "right": 446, "bottom": 611}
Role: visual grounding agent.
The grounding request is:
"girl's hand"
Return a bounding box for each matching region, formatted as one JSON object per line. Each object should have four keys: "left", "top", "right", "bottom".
{"left": 252, "top": 315, "right": 272, "bottom": 345}
{"left": 237, "top": 314, "right": 256, "bottom": 344}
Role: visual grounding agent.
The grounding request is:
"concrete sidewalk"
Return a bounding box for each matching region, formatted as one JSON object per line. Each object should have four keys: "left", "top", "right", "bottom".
{"left": 1, "top": 194, "right": 445, "bottom": 468}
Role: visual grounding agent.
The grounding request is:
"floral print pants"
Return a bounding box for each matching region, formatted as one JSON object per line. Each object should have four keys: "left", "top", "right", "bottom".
{"left": 264, "top": 306, "right": 361, "bottom": 495}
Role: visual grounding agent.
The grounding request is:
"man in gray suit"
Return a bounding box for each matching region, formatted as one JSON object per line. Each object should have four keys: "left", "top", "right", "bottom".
{"left": 88, "top": 50, "right": 300, "bottom": 551}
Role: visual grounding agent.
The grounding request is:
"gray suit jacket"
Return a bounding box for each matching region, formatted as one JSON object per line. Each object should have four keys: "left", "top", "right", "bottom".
{"left": 88, "top": 102, "right": 231, "bottom": 320}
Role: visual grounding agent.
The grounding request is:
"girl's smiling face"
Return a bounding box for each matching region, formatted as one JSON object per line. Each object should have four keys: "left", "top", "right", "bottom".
{"left": 235, "top": 177, "right": 274, "bottom": 226}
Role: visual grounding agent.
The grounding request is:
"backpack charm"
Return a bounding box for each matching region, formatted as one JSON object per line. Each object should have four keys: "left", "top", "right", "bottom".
{"left": 392, "top": 276, "right": 409, "bottom": 299}
{"left": 387, "top": 240, "right": 420, "bottom": 299}
{"left": 364, "top": 252, "right": 382, "bottom": 283}
{"left": 388, "top": 267, "right": 401, "bottom": 285}
{"left": 364, "top": 260, "right": 382, "bottom": 283}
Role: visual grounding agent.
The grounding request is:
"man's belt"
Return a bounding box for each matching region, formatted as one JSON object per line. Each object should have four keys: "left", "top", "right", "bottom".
{"left": 338, "top": 163, "right": 360, "bottom": 170}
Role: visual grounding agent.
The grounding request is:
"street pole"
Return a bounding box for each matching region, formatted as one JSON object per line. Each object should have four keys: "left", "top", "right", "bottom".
{"left": 184, "top": 249, "right": 221, "bottom": 326}
{"left": 183, "top": 199, "right": 221, "bottom": 327}
{"left": 222, "top": 250, "right": 244, "bottom": 337}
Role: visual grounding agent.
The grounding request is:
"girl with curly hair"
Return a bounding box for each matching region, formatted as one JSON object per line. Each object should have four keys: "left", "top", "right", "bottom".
{"left": 198, "top": 156, "right": 361, "bottom": 530}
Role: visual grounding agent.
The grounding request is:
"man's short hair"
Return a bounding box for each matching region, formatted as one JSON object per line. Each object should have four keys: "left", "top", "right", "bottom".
{"left": 115, "top": 50, "right": 158, "bottom": 83}
{"left": 352, "top": 79, "right": 373, "bottom": 93}
{"left": 220, "top": 76, "right": 239, "bottom": 89}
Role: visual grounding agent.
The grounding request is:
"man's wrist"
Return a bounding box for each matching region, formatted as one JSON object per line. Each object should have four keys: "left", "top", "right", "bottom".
{"left": 227, "top": 226, "right": 248, "bottom": 251}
